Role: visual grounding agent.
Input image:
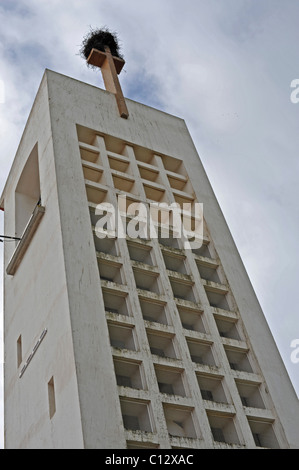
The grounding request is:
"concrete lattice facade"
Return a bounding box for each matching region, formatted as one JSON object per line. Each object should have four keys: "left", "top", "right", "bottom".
{"left": 1, "top": 70, "right": 299, "bottom": 449}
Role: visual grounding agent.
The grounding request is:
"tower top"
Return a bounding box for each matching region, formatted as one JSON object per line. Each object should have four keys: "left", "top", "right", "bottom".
{"left": 80, "top": 28, "right": 129, "bottom": 119}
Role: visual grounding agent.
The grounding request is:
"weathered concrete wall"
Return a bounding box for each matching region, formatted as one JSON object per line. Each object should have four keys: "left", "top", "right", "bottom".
{"left": 2, "top": 73, "right": 84, "bottom": 448}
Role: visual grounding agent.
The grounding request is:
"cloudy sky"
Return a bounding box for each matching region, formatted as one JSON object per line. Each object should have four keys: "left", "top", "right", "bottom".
{"left": 0, "top": 0, "right": 298, "bottom": 448}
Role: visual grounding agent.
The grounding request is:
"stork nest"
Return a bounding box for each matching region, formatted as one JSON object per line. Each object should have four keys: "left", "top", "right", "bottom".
{"left": 80, "top": 27, "right": 123, "bottom": 64}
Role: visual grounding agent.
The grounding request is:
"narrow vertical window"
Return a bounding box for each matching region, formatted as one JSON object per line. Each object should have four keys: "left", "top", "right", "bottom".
{"left": 17, "top": 335, "right": 22, "bottom": 368}
{"left": 48, "top": 377, "right": 56, "bottom": 419}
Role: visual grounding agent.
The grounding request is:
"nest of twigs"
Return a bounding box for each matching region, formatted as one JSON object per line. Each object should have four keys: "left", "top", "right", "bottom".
{"left": 80, "top": 27, "right": 123, "bottom": 65}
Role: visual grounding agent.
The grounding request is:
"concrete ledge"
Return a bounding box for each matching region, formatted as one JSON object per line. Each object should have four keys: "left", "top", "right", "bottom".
{"left": 169, "top": 436, "right": 205, "bottom": 449}
{"left": 221, "top": 337, "right": 249, "bottom": 351}
{"left": 211, "top": 306, "right": 239, "bottom": 321}
{"left": 202, "top": 279, "right": 228, "bottom": 294}
{"left": 203, "top": 400, "right": 236, "bottom": 416}
{"left": 213, "top": 441, "right": 246, "bottom": 449}
{"left": 125, "top": 429, "right": 159, "bottom": 446}
{"left": 100, "top": 279, "right": 129, "bottom": 293}
{"left": 244, "top": 406, "right": 275, "bottom": 421}
{"left": 118, "top": 386, "right": 151, "bottom": 401}
{"left": 6, "top": 205, "right": 45, "bottom": 276}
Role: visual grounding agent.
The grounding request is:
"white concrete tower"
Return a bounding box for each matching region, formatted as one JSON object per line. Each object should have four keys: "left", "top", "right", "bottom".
{"left": 1, "top": 40, "right": 299, "bottom": 449}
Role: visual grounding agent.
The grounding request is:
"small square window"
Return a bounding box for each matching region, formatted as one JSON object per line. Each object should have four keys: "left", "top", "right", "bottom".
{"left": 108, "top": 323, "right": 137, "bottom": 351}
{"left": 207, "top": 412, "right": 240, "bottom": 445}
{"left": 147, "top": 331, "right": 178, "bottom": 360}
{"left": 120, "top": 399, "right": 153, "bottom": 433}
{"left": 155, "top": 365, "right": 187, "bottom": 397}
{"left": 163, "top": 405, "right": 198, "bottom": 439}
{"left": 113, "top": 358, "right": 145, "bottom": 390}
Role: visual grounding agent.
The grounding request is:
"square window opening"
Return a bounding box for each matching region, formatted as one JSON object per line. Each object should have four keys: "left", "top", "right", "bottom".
{"left": 177, "top": 306, "right": 206, "bottom": 333}
{"left": 98, "top": 259, "right": 123, "bottom": 284}
{"left": 163, "top": 405, "right": 198, "bottom": 439}
{"left": 196, "top": 373, "right": 229, "bottom": 404}
{"left": 186, "top": 339, "right": 216, "bottom": 367}
{"left": 207, "top": 413, "right": 240, "bottom": 446}
{"left": 102, "top": 290, "right": 129, "bottom": 316}
{"left": 225, "top": 348, "right": 253, "bottom": 373}
{"left": 120, "top": 399, "right": 153, "bottom": 433}
{"left": 235, "top": 380, "right": 265, "bottom": 409}
{"left": 127, "top": 242, "right": 154, "bottom": 266}
{"left": 108, "top": 323, "right": 137, "bottom": 351}
{"left": 162, "top": 252, "right": 187, "bottom": 274}
{"left": 170, "top": 280, "right": 196, "bottom": 303}
{"left": 139, "top": 298, "right": 168, "bottom": 325}
{"left": 155, "top": 366, "right": 187, "bottom": 397}
{"left": 93, "top": 233, "right": 118, "bottom": 256}
{"left": 247, "top": 419, "right": 280, "bottom": 449}
{"left": 147, "top": 331, "right": 178, "bottom": 360}
{"left": 196, "top": 263, "right": 221, "bottom": 283}
{"left": 133, "top": 268, "right": 160, "bottom": 294}
{"left": 206, "top": 290, "right": 230, "bottom": 311}
{"left": 214, "top": 318, "right": 241, "bottom": 340}
{"left": 113, "top": 358, "right": 145, "bottom": 390}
